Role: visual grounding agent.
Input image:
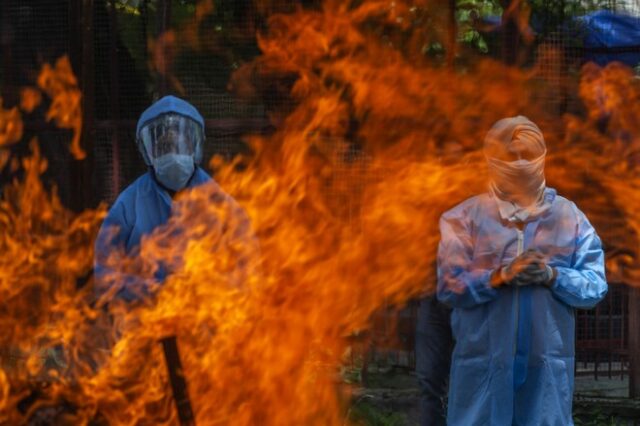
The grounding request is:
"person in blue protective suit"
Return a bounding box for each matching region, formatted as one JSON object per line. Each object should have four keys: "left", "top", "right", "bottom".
{"left": 437, "top": 116, "right": 607, "bottom": 426}
{"left": 94, "top": 95, "right": 255, "bottom": 302}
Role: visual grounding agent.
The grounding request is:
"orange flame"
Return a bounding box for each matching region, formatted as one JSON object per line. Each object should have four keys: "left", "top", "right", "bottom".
{"left": 563, "top": 61, "right": 640, "bottom": 283}
{"left": 0, "top": 139, "right": 105, "bottom": 422}
{"left": 73, "top": 2, "right": 537, "bottom": 423}
{"left": 2, "top": 1, "right": 640, "bottom": 424}
{"left": 0, "top": 100, "right": 23, "bottom": 148}
{"left": 149, "top": 30, "right": 186, "bottom": 94}
{"left": 19, "top": 87, "right": 43, "bottom": 114}
{"left": 37, "top": 56, "right": 85, "bottom": 160}
{"left": 182, "top": 0, "right": 216, "bottom": 51}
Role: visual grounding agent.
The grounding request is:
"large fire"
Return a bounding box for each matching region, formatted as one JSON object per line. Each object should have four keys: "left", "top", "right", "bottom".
{"left": 0, "top": 101, "right": 23, "bottom": 149}
{"left": 37, "top": 56, "right": 85, "bottom": 160}
{"left": 1, "top": 0, "right": 640, "bottom": 424}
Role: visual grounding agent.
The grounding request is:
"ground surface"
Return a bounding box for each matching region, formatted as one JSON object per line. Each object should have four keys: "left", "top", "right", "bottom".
{"left": 348, "top": 367, "right": 640, "bottom": 425}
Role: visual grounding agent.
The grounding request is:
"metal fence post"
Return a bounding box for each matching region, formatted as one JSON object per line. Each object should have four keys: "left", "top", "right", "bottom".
{"left": 500, "top": 0, "right": 520, "bottom": 65}
{"left": 108, "top": 0, "right": 121, "bottom": 197}
{"left": 156, "top": 0, "right": 172, "bottom": 97}
{"left": 80, "top": 0, "right": 96, "bottom": 209}
{"left": 629, "top": 287, "right": 640, "bottom": 397}
{"left": 447, "top": 0, "right": 456, "bottom": 69}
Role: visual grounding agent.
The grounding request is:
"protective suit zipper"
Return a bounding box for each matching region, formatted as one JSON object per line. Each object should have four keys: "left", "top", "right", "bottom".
{"left": 514, "top": 228, "right": 524, "bottom": 355}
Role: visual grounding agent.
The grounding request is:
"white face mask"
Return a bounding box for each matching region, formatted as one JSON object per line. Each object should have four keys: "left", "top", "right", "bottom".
{"left": 152, "top": 154, "right": 195, "bottom": 191}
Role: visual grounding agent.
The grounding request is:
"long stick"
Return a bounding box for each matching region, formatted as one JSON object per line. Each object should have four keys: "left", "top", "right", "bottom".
{"left": 160, "top": 336, "right": 196, "bottom": 426}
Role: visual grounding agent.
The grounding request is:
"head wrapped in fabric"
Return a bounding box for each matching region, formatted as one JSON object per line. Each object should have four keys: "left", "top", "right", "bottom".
{"left": 136, "top": 96, "right": 205, "bottom": 191}
{"left": 484, "top": 116, "right": 546, "bottom": 208}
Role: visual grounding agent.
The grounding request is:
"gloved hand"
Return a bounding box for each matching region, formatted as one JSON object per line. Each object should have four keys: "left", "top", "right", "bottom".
{"left": 493, "top": 250, "right": 554, "bottom": 287}
{"left": 520, "top": 250, "right": 557, "bottom": 287}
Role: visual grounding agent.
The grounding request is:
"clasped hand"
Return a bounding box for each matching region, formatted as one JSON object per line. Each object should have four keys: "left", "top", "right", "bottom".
{"left": 496, "top": 249, "right": 554, "bottom": 287}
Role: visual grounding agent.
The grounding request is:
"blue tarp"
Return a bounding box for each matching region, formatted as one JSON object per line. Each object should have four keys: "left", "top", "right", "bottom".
{"left": 575, "top": 10, "right": 640, "bottom": 67}
{"left": 480, "top": 10, "right": 640, "bottom": 67}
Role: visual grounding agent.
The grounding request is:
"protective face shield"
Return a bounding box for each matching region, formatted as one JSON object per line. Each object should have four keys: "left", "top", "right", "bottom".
{"left": 138, "top": 113, "right": 204, "bottom": 191}
{"left": 484, "top": 116, "right": 547, "bottom": 207}
{"left": 139, "top": 113, "right": 204, "bottom": 163}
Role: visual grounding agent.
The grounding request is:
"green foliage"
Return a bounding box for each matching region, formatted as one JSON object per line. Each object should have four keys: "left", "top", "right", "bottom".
{"left": 340, "top": 362, "right": 363, "bottom": 385}
{"left": 348, "top": 400, "right": 408, "bottom": 426}
{"left": 455, "top": 0, "right": 501, "bottom": 54}
{"left": 114, "top": 7, "right": 149, "bottom": 77}
{"left": 528, "top": 0, "right": 617, "bottom": 35}
{"left": 453, "top": 0, "right": 620, "bottom": 55}
{"left": 573, "top": 405, "right": 623, "bottom": 426}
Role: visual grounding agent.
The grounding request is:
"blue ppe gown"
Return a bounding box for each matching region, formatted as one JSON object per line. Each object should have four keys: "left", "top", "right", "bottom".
{"left": 437, "top": 188, "right": 607, "bottom": 426}
{"left": 94, "top": 168, "right": 255, "bottom": 302}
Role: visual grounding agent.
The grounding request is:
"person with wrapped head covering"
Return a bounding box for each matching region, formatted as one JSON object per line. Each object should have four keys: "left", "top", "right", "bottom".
{"left": 437, "top": 116, "right": 607, "bottom": 425}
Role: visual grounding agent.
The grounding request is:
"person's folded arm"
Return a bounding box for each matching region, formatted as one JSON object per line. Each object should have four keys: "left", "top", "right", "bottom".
{"left": 436, "top": 213, "right": 499, "bottom": 309}
{"left": 94, "top": 201, "right": 154, "bottom": 304}
{"left": 548, "top": 209, "right": 607, "bottom": 309}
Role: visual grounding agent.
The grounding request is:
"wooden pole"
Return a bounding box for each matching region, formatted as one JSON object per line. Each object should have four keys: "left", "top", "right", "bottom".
{"left": 160, "top": 336, "right": 196, "bottom": 426}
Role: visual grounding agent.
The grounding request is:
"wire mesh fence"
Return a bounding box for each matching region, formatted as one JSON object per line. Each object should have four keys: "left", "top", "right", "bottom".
{"left": 576, "top": 283, "right": 629, "bottom": 381}
{"left": 533, "top": 1, "right": 640, "bottom": 386}
{"left": 2, "top": 0, "right": 640, "bottom": 396}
